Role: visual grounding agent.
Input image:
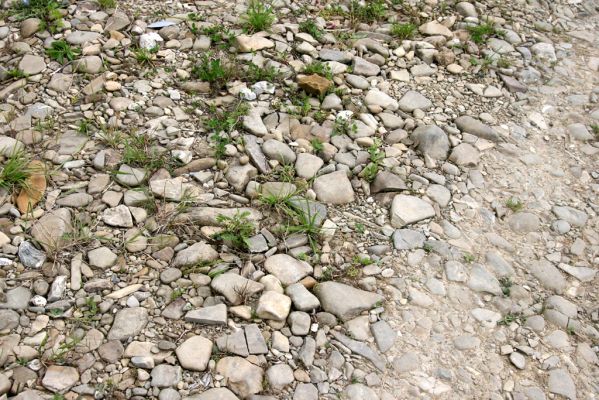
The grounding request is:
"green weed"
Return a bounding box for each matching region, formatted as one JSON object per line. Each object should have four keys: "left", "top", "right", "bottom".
{"left": 6, "top": 69, "right": 28, "bottom": 79}
{"left": 390, "top": 23, "right": 416, "bottom": 40}
{"left": 213, "top": 211, "right": 256, "bottom": 250}
{"left": 246, "top": 62, "right": 281, "bottom": 83}
{"left": 310, "top": 138, "right": 324, "bottom": 152}
{"left": 46, "top": 40, "right": 80, "bottom": 64}
{"left": 506, "top": 197, "right": 524, "bottom": 212}
{"left": 242, "top": 0, "right": 275, "bottom": 33}
{"left": 467, "top": 22, "right": 503, "bottom": 45}
{"left": 97, "top": 0, "right": 116, "bottom": 9}
{"left": 10, "top": 0, "right": 64, "bottom": 33}
{"left": 192, "top": 53, "right": 232, "bottom": 90}
{"left": 299, "top": 20, "right": 324, "bottom": 40}
{"left": 303, "top": 61, "right": 333, "bottom": 80}
{"left": 0, "top": 149, "right": 33, "bottom": 193}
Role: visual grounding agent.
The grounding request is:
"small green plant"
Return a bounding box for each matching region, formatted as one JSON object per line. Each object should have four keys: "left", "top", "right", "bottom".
{"left": 52, "top": 394, "right": 66, "bottom": 400}
{"left": 332, "top": 118, "right": 357, "bottom": 137}
{"left": 205, "top": 102, "right": 249, "bottom": 159}
{"left": 171, "top": 288, "right": 185, "bottom": 300}
{"left": 213, "top": 211, "right": 256, "bottom": 250}
{"left": 360, "top": 138, "right": 384, "bottom": 182}
{"left": 46, "top": 40, "right": 80, "bottom": 64}
{"left": 591, "top": 124, "right": 599, "bottom": 137}
{"left": 346, "top": 0, "right": 387, "bottom": 24}
{"left": 192, "top": 53, "right": 232, "bottom": 90}
{"left": 303, "top": 61, "right": 333, "bottom": 80}
{"left": 463, "top": 252, "right": 475, "bottom": 263}
{"left": 122, "top": 134, "right": 169, "bottom": 171}
{"left": 6, "top": 69, "right": 27, "bottom": 79}
{"left": 497, "top": 56, "right": 511, "bottom": 69}
{"left": 17, "top": 357, "right": 29, "bottom": 366}
{"left": 97, "top": 0, "right": 116, "bottom": 9}
{"left": 353, "top": 255, "right": 374, "bottom": 266}
{"left": 390, "top": 23, "right": 417, "bottom": 40}
{"left": 289, "top": 94, "right": 312, "bottom": 117}
{"left": 0, "top": 149, "right": 33, "bottom": 193}
{"left": 497, "top": 312, "right": 525, "bottom": 326}
{"left": 132, "top": 47, "right": 157, "bottom": 66}
{"left": 355, "top": 223, "right": 365, "bottom": 234}
{"left": 499, "top": 277, "right": 512, "bottom": 297}
{"left": 423, "top": 243, "right": 433, "bottom": 253}
{"left": 47, "top": 335, "right": 82, "bottom": 364}
{"left": 346, "top": 265, "right": 360, "bottom": 278}
{"left": 506, "top": 197, "right": 524, "bottom": 212}
{"left": 77, "top": 119, "right": 93, "bottom": 135}
{"left": 299, "top": 20, "right": 324, "bottom": 40}
{"left": 282, "top": 199, "right": 322, "bottom": 253}
{"left": 313, "top": 110, "right": 328, "bottom": 124}
{"left": 10, "top": 0, "right": 64, "bottom": 33}
{"left": 467, "top": 22, "right": 503, "bottom": 45}
{"left": 310, "top": 138, "right": 324, "bottom": 152}
{"left": 246, "top": 62, "right": 281, "bottom": 83}
{"left": 242, "top": 0, "right": 276, "bottom": 33}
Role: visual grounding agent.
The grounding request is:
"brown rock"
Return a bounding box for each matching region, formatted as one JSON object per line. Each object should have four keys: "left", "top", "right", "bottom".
{"left": 16, "top": 161, "right": 46, "bottom": 213}
{"left": 298, "top": 74, "right": 331, "bottom": 96}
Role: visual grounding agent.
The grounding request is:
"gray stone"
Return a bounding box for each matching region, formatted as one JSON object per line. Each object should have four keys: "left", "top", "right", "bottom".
{"left": 210, "top": 273, "right": 264, "bottom": 305}
{"left": 66, "top": 31, "right": 101, "bottom": 44}
{"left": 288, "top": 311, "right": 311, "bottom": 335}
{"left": 87, "top": 246, "right": 117, "bottom": 269}
{"left": 185, "top": 303, "right": 227, "bottom": 325}
{"left": 398, "top": 90, "right": 432, "bottom": 112}
{"left": 411, "top": 125, "right": 450, "bottom": 160}
{"left": 262, "top": 139, "right": 296, "bottom": 164}
{"left": 285, "top": 283, "right": 320, "bottom": 311}
{"left": 31, "top": 208, "right": 72, "bottom": 251}
{"left": 18, "top": 241, "right": 46, "bottom": 268}
{"left": 0, "top": 287, "right": 31, "bottom": 310}
{"left": 176, "top": 336, "right": 212, "bottom": 371}
{"left": 293, "top": 383, "right": 318, "bottom": 400}
{"left": 552, "top": 206, "right": 588, "bottom": 227}
{"left": 245, "top": 324, "right": 268, "bottom": 354}
{"left": 370, "top": 171, "right": 407, "bottom": 194}
{"left": 390, "top": 195, "right": 435, "bottom": 228}
{"left": 151, "top": 365, "right": 182, "bottom": 388}
{"left": 102, "top": 205, "right": 133, "bottom": 227}
{"left": 0, "top": 309, "right": 19, "bottom": 330}
{"left": 244, "top": 135, "right": 271, "bottom": 174}
{"left": 264, "top": 254, "right": 312, "bottom": 285}
{"left": 364, "top": 89, "right": 398, "bottom": 111}
{"left": 295, "top": 153, "right": 323, "bottom": 179}
{"left": 353, "top": 57, "right": 380, "bottom": 76}
{"left": 108, "top": 307, "right": 149, "bottom": 341}
{"left": 548, "top": 369, "right": 576, "bottom": 399}
{"left": 216, "top": 357, "right": 264, "bottom": 398}
{"left": 313, "top": 171, "right": 354, "bottom": 204}
{"left": 266, "top": 364, "right": 294, "bottom": 391}
{"left": 393, "top": 351, "right": 420, "bottom": 373}
{"left": 455, "top": 116, "right": 501, "bottom": 141}
{"left": 18, "top": 54, "right": 46, "bottom": 75}
{"left": 172, "top": 242, "right": 219, "bottom": 267}
{"left": 114, "top": 165, "right": 147, "bottom": 187}
{"left": 314, "top": 281, "right": 383, "bottom": 321}
{"left": 56, "top": 193, "right": 93, "bottom": 207}
{"left": 467, "top": 264, "right": 502, "bottom": 295}
{"left": 393, "top": 229, "right": 425, "bottom": 250}
{"left": 42, "top": 366, "right": 79, "bottom": 393}
{"left": 508, "top": 212, "right": 540, "bottom": 233}
{"left": 371, "top": 320, "right": 396, "bottom": 353}
{"left": 256, "top": 291, "right": 291, "bottom": 321}
{"left": 528, "top": 260, "right": 567, "bottom": 294}
{"left": 449, "top": 143, "right": 480, "bottom": 166}
{"left": 185, "top": 388, "right": 239, "bottom": 400}
{"left": 333, "top": 331, "right": 386, "bottom": 371}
